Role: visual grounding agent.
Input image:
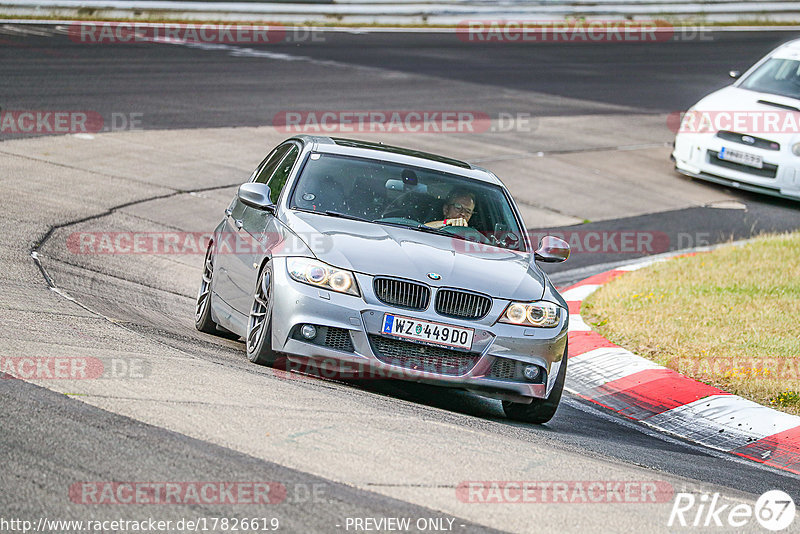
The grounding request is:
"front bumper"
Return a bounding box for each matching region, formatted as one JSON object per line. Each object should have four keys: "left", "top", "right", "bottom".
{"left": 269, "top": 258, "right": 568, "bottom": 403}
{"left": 672, "top": 132, "right": 800, "bottom": 200}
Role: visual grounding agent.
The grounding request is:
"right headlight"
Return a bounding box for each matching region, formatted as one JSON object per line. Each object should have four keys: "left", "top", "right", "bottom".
{"left": 497, "top": 301, "right": 561, "bottom": 328}
{"left": 286, "top": 257, "right": 360, "bottom": 296}
{"left": 792, "top": 142, "right": 800, "bottom": 157}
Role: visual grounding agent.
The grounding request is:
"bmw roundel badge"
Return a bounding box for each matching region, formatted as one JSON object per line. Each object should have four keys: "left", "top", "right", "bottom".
{"left": 427, "top": 272, "right": 441, "bottom": 280}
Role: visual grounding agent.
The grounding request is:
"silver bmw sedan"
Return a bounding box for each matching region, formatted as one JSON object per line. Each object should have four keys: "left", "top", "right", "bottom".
{"left": 195, "top": 135, "right": 570, "bottom": 423}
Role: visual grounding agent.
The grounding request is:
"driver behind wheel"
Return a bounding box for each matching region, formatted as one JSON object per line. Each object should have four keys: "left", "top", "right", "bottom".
{"left": 426, "top": 188, "right": 476, "bottom": 228}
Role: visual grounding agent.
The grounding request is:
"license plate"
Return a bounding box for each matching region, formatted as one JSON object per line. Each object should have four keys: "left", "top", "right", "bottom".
{"left": 381, "top": 314, "right": 473, "bottom": 350}
{"left": 718, "top": 147, "right": 763, "bottom": 169}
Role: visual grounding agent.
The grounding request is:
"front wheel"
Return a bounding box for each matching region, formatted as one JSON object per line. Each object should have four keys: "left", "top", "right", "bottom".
{"left": 503, "top": 347, "right": 568, "bottom": 424}
{"left": 246, "top": 264, "right": 278, "bottom": 366}
{"left": 195, "top": 243, "right": 219, "bottom": 334}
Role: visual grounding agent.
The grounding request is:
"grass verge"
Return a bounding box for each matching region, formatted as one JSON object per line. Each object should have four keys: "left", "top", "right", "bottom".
{"left": 582, "top": 232, "right": 800, "bottom": 415}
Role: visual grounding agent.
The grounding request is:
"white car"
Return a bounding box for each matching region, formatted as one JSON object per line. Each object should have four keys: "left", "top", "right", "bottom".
{"left": 672, "top": 37, "right": 800, "bottom": 200}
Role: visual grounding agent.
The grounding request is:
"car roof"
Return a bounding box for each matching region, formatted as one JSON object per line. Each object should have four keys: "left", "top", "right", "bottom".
{"left": 288, "top": 135, "right": 502, "bottom": 186}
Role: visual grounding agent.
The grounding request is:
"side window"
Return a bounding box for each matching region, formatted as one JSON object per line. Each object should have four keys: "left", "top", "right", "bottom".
{"left": 253, "top": 144, "right": 292, "bottom": 184}
{"left": 231, "top": 144, "right": 293, "bottom": 232}
{"left": 228, "top": 196, "right": 247, "bottom": 220}
{"left": 267, "top": 146, "right": 300, "bottom": 204}
{"left": 239, "top": 145, "right": 300, "bottom": 233}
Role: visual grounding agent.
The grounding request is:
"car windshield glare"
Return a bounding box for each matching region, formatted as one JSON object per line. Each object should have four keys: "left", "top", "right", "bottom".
{"left": 289, "top": 153, "right": 525, "bottom": 251}
{"left": 740, "top": 57, "right": 800, "bottom": 100}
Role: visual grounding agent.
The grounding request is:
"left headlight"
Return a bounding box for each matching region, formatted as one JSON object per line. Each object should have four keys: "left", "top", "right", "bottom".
{"left": 498, "top": 301, "right": 561, "bottom": 328}
{"left": 792, "top": 142, "right": 800, "bottom": 157}
{"left": 287, "top": 257, "right": 360, "bottom": 296}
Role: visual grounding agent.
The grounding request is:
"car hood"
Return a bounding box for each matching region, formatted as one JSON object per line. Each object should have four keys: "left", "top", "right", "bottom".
{"left": 285, "top": 211, "right": 546, "bottom": 301}
{"left": 692, "top": 85, "right": 800, "bottom": 140}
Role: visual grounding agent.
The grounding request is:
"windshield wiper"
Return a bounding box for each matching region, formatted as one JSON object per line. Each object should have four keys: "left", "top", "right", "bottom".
{"left": 756, "top": 98, "right": 800, "bottom": 112}
{"left": 415, "top": 224, "right": 452, "bottom": 236}
{"left": 413, "top": 224, "right": 476, "bottom": 244}
{"left": 321, "top": 210, "right": 372, "bottom": 223}
{"left": 293, "top": 208, "right": 372, "bottom": 223}
{"left": 368, "top": 219, "right": 455, "bottom": 238}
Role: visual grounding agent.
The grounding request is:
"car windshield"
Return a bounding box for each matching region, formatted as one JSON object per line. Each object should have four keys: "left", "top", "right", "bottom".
{"left": 289, "top": 153, "right": 526, "bottom": 251}
{"left": 739, "top": 57, "right": 800, "bottom": 100}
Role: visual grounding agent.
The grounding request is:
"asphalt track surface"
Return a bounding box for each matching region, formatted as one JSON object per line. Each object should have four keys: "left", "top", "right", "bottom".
{"left": 2, "top": 27, "right": 799, "bottom": 129}
{"left": 2, "top": 25, "right": 800, "bottom": 533}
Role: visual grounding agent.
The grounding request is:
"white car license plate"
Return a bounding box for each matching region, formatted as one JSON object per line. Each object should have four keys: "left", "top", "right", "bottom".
{"left": 381, "top": 314, "right": 473, "bottom": 350}
{"left": 718, "top": 147, "right": 763, "bottom": 169}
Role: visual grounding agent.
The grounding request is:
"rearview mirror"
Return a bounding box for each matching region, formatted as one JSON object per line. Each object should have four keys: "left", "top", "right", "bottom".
{"left": 238, "top": 183, "right": 276, "bottom": 212}
{"left": 534, "top": 236, "right": 570, "bottom": 263}
{"left": 729, "top": 70, "right": 741, "bottom": 79}
{"left": 385, "top": 179, "right": 427, "bottom": 193}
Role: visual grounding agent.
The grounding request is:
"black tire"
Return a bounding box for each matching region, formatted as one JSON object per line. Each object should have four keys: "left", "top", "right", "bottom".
{"left": 503, "top": 346, "right": 568, "bottom": 424}
{"left": 195, "top": 243, "right": 219, "bottom": 334}
{"left": 246, "top": 264, "right": 277, "bottom": 366}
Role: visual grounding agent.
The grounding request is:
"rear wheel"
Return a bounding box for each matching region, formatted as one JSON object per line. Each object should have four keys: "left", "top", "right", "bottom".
{"left": 503, "top": 347, "right": 568, "bottom": 424}
{"left": 246, "top": 264, "right": 277, "bottom": 366}
{"left": 195, "top": 243, "right": 219, "bottom": 334}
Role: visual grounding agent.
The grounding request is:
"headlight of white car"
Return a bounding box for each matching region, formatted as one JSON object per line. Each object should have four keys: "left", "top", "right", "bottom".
{"left": 792, "top": 142, "right": 800, "bottom": 157}
{"left": 287, "top": 257, "right": 360, "bottom": 296}
{"left": 498, "top": 301, "right": 561, "bottom": 328}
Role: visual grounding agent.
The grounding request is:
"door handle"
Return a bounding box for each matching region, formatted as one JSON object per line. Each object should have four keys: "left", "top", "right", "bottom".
{"left": 234, "top": 219, "right": 243, "bottom": 229}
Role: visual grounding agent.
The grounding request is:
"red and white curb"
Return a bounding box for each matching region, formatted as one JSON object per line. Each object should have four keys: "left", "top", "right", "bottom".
{"left": 562, "top": 260, "right": 800, "bottom": 475}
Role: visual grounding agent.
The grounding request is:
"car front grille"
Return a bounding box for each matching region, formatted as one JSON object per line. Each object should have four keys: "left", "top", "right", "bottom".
{"left": 435, "top": 289, "right": 492, "bottom": 320}
{"left": 368, "top": 334, "right": 480, "bottom": 376}
{"left": 707, "top": 150, "right": 778, "bottom": 179}
{"left": 716, "top": 131, "right": 780, "bottom": 151}
{"left": 373, "top": 277, "right": 430, "bottom": 310}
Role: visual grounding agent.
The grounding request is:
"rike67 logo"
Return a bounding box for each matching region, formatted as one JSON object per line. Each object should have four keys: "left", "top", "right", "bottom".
{"left": 669, "top": 490, "right": 796, "bottom": 531}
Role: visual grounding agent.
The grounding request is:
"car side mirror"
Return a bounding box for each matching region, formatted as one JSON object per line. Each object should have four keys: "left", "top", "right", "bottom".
{"left": 729, "top": 70, "right": 741, "bottom": 79}
{"left": 534, "top": 236, "right": 570, "bottom": 263}
{"left": 238, "top": 183, "right": 276, "bottom": 212}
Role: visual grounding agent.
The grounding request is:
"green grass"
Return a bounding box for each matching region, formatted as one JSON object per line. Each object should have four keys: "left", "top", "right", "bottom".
{"left": 582, "top": 232, "right": 800, "bottom": 414}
